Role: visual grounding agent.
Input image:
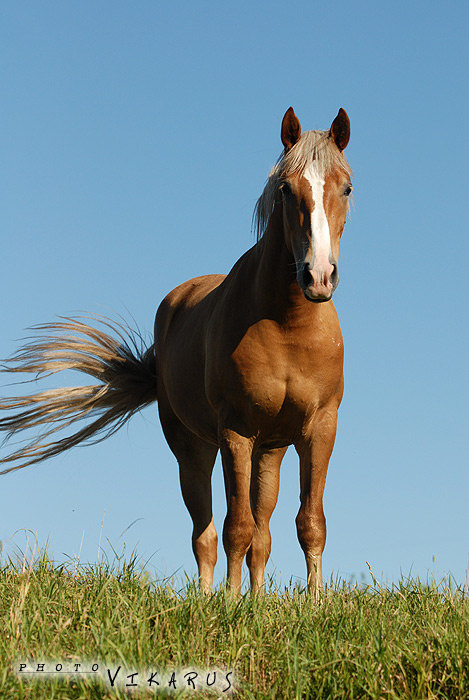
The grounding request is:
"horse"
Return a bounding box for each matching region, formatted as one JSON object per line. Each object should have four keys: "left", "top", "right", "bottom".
{"left": 0, "top": 107, "right": 352, "bottom": 596}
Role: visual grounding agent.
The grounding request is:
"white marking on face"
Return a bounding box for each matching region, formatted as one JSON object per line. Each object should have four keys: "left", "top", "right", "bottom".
{"left": 303, "top": 163, "right": 332, "bottom": 268}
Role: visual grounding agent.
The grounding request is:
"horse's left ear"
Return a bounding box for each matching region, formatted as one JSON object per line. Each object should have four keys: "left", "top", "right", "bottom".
{"left": 329, "top": 108, "right": 350, "bottom": 151}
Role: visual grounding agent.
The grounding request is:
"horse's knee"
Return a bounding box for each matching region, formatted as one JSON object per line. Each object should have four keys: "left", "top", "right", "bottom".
{"left": 295, "top": 508, "right": 326, "bottom": 555}
{"left": 223, "top": 508, "right": 255, "bottom": 556}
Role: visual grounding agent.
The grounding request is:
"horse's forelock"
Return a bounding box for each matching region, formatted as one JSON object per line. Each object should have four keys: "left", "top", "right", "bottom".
{"left": 253, "top": 130, "right": 352, "bottom": 241}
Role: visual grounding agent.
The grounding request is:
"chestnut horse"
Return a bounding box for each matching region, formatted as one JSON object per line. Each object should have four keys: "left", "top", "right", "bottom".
{"left": 0, "top": 107, "right": 352, "bottom": 596}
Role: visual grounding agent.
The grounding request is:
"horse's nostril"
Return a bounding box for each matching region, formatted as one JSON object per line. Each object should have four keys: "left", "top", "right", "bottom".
{"left": 330, "top": 263, "right": 339, "bottom": 288}
{"left": 302, "top": 264, "right": 313, "bottom": 287}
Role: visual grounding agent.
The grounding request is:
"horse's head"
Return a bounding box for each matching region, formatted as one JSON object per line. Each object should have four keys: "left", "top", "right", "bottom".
{"left": 278, "top": 107, "right": 352, "bottom": 303}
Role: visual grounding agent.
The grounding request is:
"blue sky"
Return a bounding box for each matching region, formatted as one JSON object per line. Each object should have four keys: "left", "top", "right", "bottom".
{"left": 1, "top": 1, "right": 467, "bottom": 588}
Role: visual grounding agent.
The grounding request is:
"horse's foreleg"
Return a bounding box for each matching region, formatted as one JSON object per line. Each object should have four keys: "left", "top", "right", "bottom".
{"left": 246, "top": 447, "right": 286, "bottom": 593}
{"left": 219, "top": 427, "right": 255, "bottom": 594}
{"left": 295, "top": 406, "right": 339, "bottom": 600}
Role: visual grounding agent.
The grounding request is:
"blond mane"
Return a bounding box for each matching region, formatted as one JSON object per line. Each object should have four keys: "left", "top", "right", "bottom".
{"left": 253, "top": 130, "right": 352, "bottom": 241}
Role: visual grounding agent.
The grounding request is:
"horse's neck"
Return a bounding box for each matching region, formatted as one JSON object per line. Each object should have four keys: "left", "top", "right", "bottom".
{"left": 253, "top": 203, "right": 309, "bottom": 320}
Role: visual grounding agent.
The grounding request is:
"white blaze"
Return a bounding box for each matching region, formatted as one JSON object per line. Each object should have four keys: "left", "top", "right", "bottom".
{"left": 303, "top": 163, "right": 332, "bottom": 269}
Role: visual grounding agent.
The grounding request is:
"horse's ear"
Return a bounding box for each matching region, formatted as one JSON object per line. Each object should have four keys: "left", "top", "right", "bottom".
{"left": 329, "top": 108, "right": 350, "bottom": 151}
{"left": 281, "top": 107, "right": 301, "bottom": 150}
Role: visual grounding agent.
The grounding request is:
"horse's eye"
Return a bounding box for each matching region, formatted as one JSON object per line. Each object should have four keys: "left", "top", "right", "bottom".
{"left": 280, "top": 182, "right": 291, "bottom": 196}
{"left": 344, "top": 185, "right": 352, "bottom": 197}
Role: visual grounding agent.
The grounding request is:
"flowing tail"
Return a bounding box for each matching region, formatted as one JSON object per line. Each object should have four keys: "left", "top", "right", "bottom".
{"left": 0, "top": 315, "right": 157, "bottom": 475}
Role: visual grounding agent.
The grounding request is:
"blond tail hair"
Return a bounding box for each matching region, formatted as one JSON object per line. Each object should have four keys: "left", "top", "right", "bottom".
{"left": 0, "top": 315, "right": 157, "bottom": 475}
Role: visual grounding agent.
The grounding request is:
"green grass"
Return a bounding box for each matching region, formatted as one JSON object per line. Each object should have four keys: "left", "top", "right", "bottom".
{"left": 0, "top": 550, "right": 467, "bottom": 699}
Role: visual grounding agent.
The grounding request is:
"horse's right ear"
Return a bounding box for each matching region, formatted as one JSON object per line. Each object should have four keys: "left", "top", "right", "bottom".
{"left": 281, "top": 107, "right": 301, "bottom": 151}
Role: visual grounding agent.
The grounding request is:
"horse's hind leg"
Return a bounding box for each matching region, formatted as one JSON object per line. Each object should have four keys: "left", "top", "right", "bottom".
{"left": 158, "top": 402, "right": 218, "bottom": 593}
{"left": 179, "top": 452, "right": 218, "bottom": 593}
{"left": 246, "top": 447, "right": 287, "bottom": 593}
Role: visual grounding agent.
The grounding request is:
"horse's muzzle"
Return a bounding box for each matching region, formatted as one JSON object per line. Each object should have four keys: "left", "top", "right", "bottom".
{"left": 300, "top": 261, "right": 339, "bottom": 302}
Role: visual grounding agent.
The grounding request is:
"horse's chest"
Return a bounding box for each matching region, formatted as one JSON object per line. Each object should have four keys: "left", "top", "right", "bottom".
{"left": 225, "top": 322, "right": 343, "bottom": 419}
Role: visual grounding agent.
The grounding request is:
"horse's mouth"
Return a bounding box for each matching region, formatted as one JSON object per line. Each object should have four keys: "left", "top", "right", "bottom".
{"left": 302, "top": 288, "right": 333, "bottom": 303}
{"left": 303, "top": 292, "right": 332, "bottom": 304}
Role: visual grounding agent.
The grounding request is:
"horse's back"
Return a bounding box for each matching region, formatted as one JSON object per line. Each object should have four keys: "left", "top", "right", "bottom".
{"left": 155, "top": 274, "right": 226, "bottom": 340}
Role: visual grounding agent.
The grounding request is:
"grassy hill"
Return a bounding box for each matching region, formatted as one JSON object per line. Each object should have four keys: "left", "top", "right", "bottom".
{"left": 1, "top": 551, "right": 467, "bottom": 698}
